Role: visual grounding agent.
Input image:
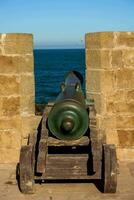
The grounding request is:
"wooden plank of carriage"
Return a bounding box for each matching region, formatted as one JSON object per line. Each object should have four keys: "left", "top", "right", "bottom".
{"left": 36, "top": 106, "right": 51, "bottom": 173}
{"left": 47, "top": 136, "right": 90, "bottom": 146}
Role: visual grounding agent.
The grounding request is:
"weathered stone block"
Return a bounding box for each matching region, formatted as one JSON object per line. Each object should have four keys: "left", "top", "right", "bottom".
{"left": 123, "top": 50, "right": 134, "bottom": 68}
{"left": 100, "top": 50, "right": 111, "bottom": 69}
{"left": 0, "top": 148, "right": 20, "bottom": 163}
{"left": 97, "top": 116, "right": 118, "bottom": 145}
{"left": 100, "top": 115, "right": 116, "bottom": 129}
{"left": 117, "top": 148, "right": 134, "bottom": 160}
{"left": 20, "top": 75, "right": 34, "bottom": 95}
{"left": 3, "top": 33, "right": 33, "bottom": 55}
{"left": 0, "top": 117, "right": 21, "bottom": 130}
{"left": 86, "top": 50, "right": 100, "bottom": 69}
{"left": 5, "top": 33, "right": 33, "bottom": 41}
{"left": 0, "top": 55, "right": 34, "bottom": 74}
{"left": 85, "top": 32, "right": 114, "bottom": 49}
{"left": 20, "top": 95, "right": 35, "bottom": 116}
{"left": 0, "top": 35, "right": 2, "bottom": 48}
{"left": 2, "top": 96, "right": 20, "bottom": 116}
{"left": 127, "top": 89, "right": 134, "bottom": 102}
{"left": 117, "top": 130, "right": 134, "bottom": 147}
{"left": 19, "top": 55, "right": 34, "bottom": 73}
{"left": 86, "top": 69, "right": 101, "bottom": 92}
{"left": 115, "top": 69, "right": 134, "bottom": 89}
{"left": 115, "top": 102, "right": 134, "bottom": 114}
{"left": 86, "top": 32, "right": 100, "bottom": 49}
{"left": 101, "top": 70, "right": 115, "bottom": 92}
{"left": 106, "top": 101, "right": 115, "bottom": 113}
{"left": 0, "top": 75, "right": 20, "bottom": 95}
{"left": 116, "top": 116, "right": 134, "bottom": 129}
{"left": 111, "top": 50, "right": 123, "bottom": 69}
{"left": 86, "top": 50, "right": 110, "bottom": 69}
{"left": 107, "top": 101, "right": 134, "bottom": 114}
{"left": 0, "top": 97, "right": 3, "bottom": 116}
{"left": 0, "top": 48, "right": 2, "bottom": 55}
{"left": 0, "top": 130, "right": 21, "bottom": 148}
{"left": 106, "top": 90, "right": 125, "bottom": 102}
{"left": 116, "top": 32, "right": 134, "bottom": 47}
{"left": 0, "top": 56, "right": 19, "bottom": 74}
{"left": 4, "top": 41, "right": 33, "bottom": 55}
{"left": 106, "top": 129, "right": 119, "bottom": 146}
{"left": 21, "top": 116, "right": 41, "bottom": 138}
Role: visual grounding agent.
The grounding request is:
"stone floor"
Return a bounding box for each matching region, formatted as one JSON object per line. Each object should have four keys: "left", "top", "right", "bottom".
{"left": 0, "top": 161, "right": 134, "bottom": 200}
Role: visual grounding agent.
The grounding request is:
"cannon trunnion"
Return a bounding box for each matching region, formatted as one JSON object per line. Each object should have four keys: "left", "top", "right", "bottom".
{"left": 18, "top": 71, "right": 117, "bottom": 194}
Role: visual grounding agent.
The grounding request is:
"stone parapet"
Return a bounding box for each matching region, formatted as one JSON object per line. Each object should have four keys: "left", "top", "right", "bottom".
{"left": 85, "top": 32, "right": 134, "bottom": 160}
{"left": 0, "top": 33, "right": 41, "bottom": 163}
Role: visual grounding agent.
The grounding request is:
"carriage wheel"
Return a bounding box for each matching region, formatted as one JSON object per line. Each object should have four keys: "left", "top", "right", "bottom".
{"left": 102, "top": 144, "right": 117, "bottom": 193}
{"left": 19, "top": 145, "right": 35, "bottom": 194}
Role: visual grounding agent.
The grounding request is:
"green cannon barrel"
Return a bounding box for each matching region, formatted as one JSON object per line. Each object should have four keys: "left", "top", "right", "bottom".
{"left": 48, "top": 71, "right": 89, "bottom": 140}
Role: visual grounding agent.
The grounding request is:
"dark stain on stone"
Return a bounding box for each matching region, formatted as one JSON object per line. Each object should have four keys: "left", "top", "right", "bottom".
{"left": 5, "top": 181, "right": 14, "bottom": 185}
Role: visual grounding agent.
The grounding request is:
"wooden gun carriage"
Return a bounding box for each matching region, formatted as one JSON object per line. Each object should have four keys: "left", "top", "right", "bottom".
{"left": 18, "top": 71, "right": 117, "bottom": 194}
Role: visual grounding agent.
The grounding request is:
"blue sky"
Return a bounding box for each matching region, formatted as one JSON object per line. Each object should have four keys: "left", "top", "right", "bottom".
{"left": 0, "top": 0, "right": 134, "bottom": 49}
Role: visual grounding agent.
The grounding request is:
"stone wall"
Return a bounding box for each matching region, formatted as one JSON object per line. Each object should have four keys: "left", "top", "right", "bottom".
{"left": 0, "top": 33, "right": 41, "bottom": 163}
{"left": 0, "top": 32, "right": 133, "bottom": 163}
{"left": 85, "top": 32, "right": 134, "bottom": 160}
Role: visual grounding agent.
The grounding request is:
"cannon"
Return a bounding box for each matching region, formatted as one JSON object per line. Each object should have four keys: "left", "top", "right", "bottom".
{"left": 18, "top": 71, "right": 117, "bottom": 194}
{"left": 48, "top": 71, "right": 89, "bottom": 140}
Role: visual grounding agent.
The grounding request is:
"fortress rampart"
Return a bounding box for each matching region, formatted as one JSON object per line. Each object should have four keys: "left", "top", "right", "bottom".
{"left": 86, "top": 32, "right": 134, "bottom": 160}
{"left": 0, "top": 33, "right": 41, "bottom": 163}
{"left": 0, "top": 32, "right": 133, "bottom": 163}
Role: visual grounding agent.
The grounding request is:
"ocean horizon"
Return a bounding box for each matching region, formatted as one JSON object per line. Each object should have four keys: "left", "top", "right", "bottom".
{"left": 34, "top": 48, "right": 85, "bottom": 104}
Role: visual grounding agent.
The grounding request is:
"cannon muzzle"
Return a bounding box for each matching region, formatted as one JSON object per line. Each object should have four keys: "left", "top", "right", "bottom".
{"left": 48, "top": 71, "right": 89, "bottom": 140}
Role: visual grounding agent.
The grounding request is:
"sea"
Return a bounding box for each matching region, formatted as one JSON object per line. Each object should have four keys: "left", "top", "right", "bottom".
{"left": 34, "top": 49, "right": 85, "bottom": 104}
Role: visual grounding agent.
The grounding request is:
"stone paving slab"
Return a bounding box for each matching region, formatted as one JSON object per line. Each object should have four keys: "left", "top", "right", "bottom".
{"left": 0, "top": 161, "right": 134, "bottom": 200}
